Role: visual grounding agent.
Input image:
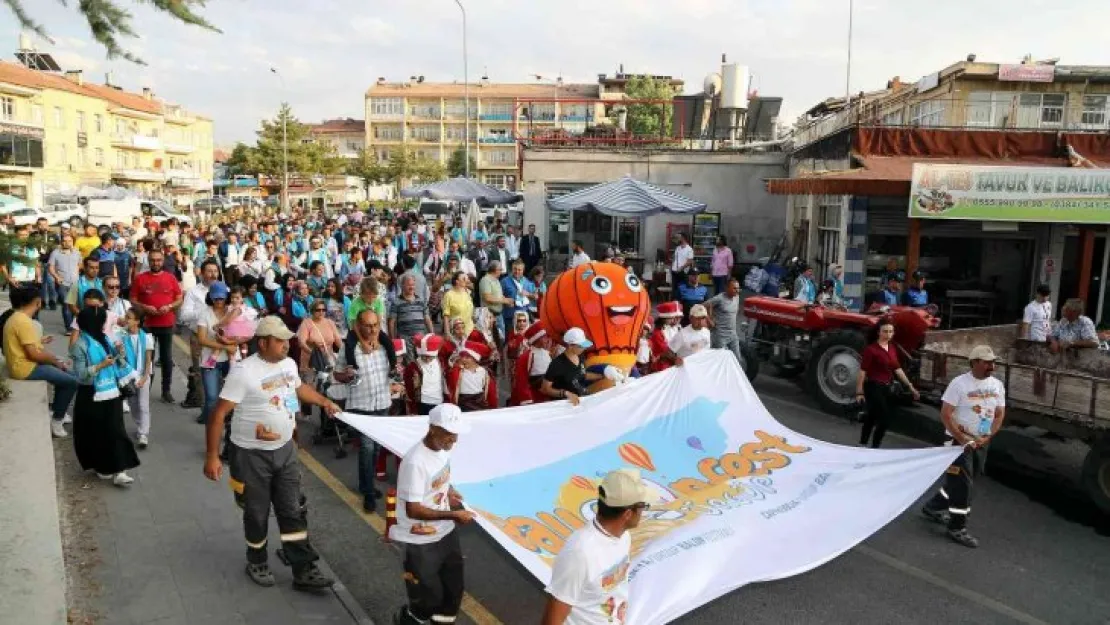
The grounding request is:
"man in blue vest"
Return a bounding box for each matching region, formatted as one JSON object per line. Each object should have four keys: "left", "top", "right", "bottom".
{"left": 902, "top": 271, "right": 929, "bottom": 307}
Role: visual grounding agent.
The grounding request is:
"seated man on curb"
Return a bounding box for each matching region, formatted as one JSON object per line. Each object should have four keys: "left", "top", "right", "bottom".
{"left": 2, "top": 285, "right": 79, "bottom": 438}
{"left": 1049, "top": 298, "right": 1100, "bottom": 354}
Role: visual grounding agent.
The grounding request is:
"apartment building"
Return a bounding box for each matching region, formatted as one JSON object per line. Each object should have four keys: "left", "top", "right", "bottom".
{"left": 0, "top": 59, "right": 214, "bottom": 207}
{"left": 365, "top": 80, "right": 603, "bottom": 190}
{"left": 364, "top": 74, "right": 685, "bottom": 191}
{"left": 306, "top": 118, "right": 365, "bottom": 159}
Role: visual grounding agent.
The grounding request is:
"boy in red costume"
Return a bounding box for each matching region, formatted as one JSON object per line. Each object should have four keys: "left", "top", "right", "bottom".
{"left": 650, "top": 301, "right": 684, "bottom": 373}
{"left": 446, "top": 341, "right": 498, "bottom": 412}
{"left": 508, "top": 322, "right": 554, "bottom": 406}
{"left": 403, "top": 334, "right": 445, "bottom": 416}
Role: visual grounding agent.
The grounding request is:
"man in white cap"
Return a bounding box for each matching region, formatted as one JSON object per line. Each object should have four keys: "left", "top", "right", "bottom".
{"left": 203, "top": 315, "right": 342, "bottom": 590}
{"left": 542, "top": 468, "right": 650, "bottom": 625}
{"left": 540, "top": 328, "right": 622, "bottom": 406}
{"left": 921, "top": 345, "right": 1006, "bottom": 548}
{"left": 392, "top": 403, "right": 476, "bottom": 625}
{"left": 668, "top": 304, "right": 711, "bottom": 359}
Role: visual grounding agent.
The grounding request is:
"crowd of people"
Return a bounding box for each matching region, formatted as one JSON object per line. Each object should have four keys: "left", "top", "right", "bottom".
{"left": 1, "top": 205, "right": 749, "bottom": 625}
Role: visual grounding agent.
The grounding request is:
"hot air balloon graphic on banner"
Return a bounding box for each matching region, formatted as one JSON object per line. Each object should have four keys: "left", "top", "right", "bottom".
{"left": 571, "top": 475, "right": 594, "bottom": 490}
{"left": 618, "top": 442, "right": 656, "bottom": 472}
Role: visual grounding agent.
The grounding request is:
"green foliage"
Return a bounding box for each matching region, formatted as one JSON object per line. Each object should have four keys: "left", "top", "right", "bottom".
{"left": 386, "top": 146, "right": 446, "bottom": 193}
{"left": 5, "top": 0, "right": 220, "bottom": 64}
{"left": 228, "top": 104, "right": 347, "bottom": 180}
{"left": 347, "top": 148, "right": 388, "bottom": 189}
{"left": 447, "top": 147, "right": 476, "bottom": 179}
{"left": 623, "top": 75, "right": 676, "bottom": 137}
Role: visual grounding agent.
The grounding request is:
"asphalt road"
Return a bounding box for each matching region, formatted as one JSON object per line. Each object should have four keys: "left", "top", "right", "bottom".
{"left": 296, "top": 370, "right": 1110, "bottom": 625}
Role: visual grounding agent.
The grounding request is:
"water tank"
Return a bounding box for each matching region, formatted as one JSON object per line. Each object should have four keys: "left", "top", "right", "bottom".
{"left": 703, "top": 73, "right": 722, "bottom": 97}
{"left": 720, "top": 63, "right": 749, "bottom": 109}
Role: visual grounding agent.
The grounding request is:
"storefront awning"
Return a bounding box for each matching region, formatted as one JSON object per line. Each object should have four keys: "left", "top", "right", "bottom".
{"left": 765, "top": 155, "right": 1070, "bottom": 196}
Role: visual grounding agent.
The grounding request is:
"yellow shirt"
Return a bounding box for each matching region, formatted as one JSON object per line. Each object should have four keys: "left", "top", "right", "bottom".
{"left": 75, "top": 236, "right": 101, "bottom": 258}
{"left": 440, "top": 289, "right": 474, "bottom": 337}
{"left": 3, "top": 310, "right": 41, "bottom": 380}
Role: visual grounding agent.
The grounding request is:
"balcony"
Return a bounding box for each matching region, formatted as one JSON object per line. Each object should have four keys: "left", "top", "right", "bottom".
{"left": 167, "top": 169, "right": 208, "bottom": 189}
{"left": 479, "top": 113, "right": 513, "bottom": 121}
{"left": 478, "top": 135, "right": 515, "bottom": 144}
{"left": 0, "top": 111, "right": 44, "bottom": 131}
{"left": 409, "top": 135, "right": 442, "bottom": 143}
{"left": 111, "top": 133, "right": 161, "bottom": 151}
{"left": 111, "top": 167, "right": 165, "bottom": 182}
{"left": 163, "top": 141, "right": 195, "bottom": 154}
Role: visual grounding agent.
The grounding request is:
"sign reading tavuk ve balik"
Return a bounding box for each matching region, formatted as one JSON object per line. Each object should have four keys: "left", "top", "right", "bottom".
{"left": 342, "top": 350, "right": 961, "bottom": 625}
{"left": 910, "top": 163, "right": 1110, "bottom": 224}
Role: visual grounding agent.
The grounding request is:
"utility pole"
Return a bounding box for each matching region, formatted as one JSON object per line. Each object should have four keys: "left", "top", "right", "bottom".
{"left": 270, "top": 67, "right": 289, "bottom": 213}
{"left": 455, "top": 0, "right": 470, "bottom": 179}
{"left": 845, "top": 0, "right": 854, "bottom": 109}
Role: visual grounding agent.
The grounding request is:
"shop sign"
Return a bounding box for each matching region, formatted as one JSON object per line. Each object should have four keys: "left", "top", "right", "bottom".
{"left": 0, "top": 122, "right": 45, "bottom": 139}
{"left": 909, "top": 163, "right": 1110, "bottom": 224}
{"left": 998, "top": 63, "right": 1055, "bottom": 82}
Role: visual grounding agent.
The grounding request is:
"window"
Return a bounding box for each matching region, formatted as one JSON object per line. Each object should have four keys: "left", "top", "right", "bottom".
{"left": 31, "top": 104, "right": 43, "bottom": 125}
{"left": 481, "top": 102, "right": 513, "bottom": 120}
{"left": 410, "top": 126, "right": 440, "bottom": 142}
{"left": 76, "top": 110, "right": 86, "bottom": 132}
{"left": 376, "top": 149, "right": 392, "bottom": 162}
{"left": 816, "top": 195, "right": 843, "bottom": 279}
{"left": 95, "top": 147, "right": 104, "bottom": 167}
{"left": 346, "top": 140, "right": 360, "bottom": 151}
{"left": 1081, "top": 95, "right": 1109, "bottom": 129}
{"left": 94, "top": 113, "right": 103, "bottom": 133}
{"left": 53, "top": 106, "right": 65, "bottom": 129}
{"left": 483, "top": 150, "right": 514, "bottom": 164}
{"left": 908, "top": 100, "right": 945, "bottom": 127}
{"left": 0, "top": 132, "right": 45, "bottom": 168}
{"left": 484, "top": 174, "right": 508, "bottom": 188}
{"left": 444, "top": 126, "right": 467, "bottom": 141}
{"left": 373, "top": 125, "right": 403, "bottom": 140}
{"left": 78, "top": 148, "right": 86, "bottom": 167}
{"left": 370, "top": 97, "right": 404, "bottom": 116}
{"left": 117, "top": 151, "right": 126, "bottom": 168}
{"left": 57, "top": 144, "right": 67, "bottom": 166}
{"left": 879, "top": 110, "right": 903, "bottom": 126}
{"left": 1010, "top": 93, "right": 1066, "bottom": 128}
{"left": 409, "top": 102, "right": 441, "bottom": 119}
{"left": 0, "top": 97, "right": 13, "bottom": 121}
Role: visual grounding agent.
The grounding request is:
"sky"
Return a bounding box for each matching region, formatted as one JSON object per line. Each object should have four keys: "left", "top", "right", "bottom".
{"left": 5, "top": 0, "right": 1109, "bottom": 147}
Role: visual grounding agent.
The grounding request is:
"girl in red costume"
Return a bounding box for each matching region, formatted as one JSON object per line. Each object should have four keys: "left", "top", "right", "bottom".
{"left": 649, "top": 301, "right": 684, "bottom": 373}
{"left": 403, "top": 334, "right": 445, "bottom": 416}
{"left": 508, "top": 322, "right": 554, "bottom": 406}
{"left": 446, "top": 341, "right": 498, "bottom": 412}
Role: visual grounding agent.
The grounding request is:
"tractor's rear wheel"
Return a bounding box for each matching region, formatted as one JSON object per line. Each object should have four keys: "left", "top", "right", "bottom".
{"left": 807, "top": 330, "right": 866, "bottom": 415}
{"left": 1081, "top": 437, "right": 1110, "bottom": 516}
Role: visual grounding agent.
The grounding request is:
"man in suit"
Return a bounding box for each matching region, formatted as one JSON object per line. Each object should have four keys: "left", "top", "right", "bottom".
{"left": 519, "top": 223, "right": 542, "bottom": 273}
{"left": 468, "top": 238, "right": 490, "bottom": 277}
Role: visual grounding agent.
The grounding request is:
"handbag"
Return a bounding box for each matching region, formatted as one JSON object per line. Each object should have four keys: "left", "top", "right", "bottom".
{"left": 306, "top": 320, "right": 334, "bottom": 373}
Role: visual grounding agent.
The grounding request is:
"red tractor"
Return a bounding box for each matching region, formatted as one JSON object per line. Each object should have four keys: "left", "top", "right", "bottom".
{"left": 741, "top": 296, "right": 940, "bottom": 414}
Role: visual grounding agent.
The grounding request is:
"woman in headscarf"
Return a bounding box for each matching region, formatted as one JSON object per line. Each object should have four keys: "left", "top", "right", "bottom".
{"left": 69, "top": 306, "right": 140, "bottom": 487}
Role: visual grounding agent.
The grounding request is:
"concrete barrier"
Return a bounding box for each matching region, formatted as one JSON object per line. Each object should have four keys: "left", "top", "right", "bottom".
{"left": 0, "top": 376, "right": 68, "bottom": 622}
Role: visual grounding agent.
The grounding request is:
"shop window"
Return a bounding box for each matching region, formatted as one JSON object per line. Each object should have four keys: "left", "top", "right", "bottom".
{"left": 1081, "top": 95, "right": 1109, "bottom": 129}
{"left": 0, "top": 132, "right": 45, "bottom": 168}
{"left": 1014, "top": 93, "right": 1065, "bottom": 128}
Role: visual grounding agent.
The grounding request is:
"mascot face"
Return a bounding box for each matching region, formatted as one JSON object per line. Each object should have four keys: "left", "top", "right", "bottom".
{"left": 540, "top": 262, "right": 650, "bottom": 371}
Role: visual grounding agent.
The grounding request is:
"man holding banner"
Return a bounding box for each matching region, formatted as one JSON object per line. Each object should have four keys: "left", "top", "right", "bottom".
{"left": 542, "top": 468, "right": 649, "bottom": 625}
{"left": 392, "top": 404, "right": 476, "bottom": 625}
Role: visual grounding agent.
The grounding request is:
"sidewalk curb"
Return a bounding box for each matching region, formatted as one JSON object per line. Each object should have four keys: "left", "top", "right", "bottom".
{"left": 171, "top": 334, "right": 376, "bottom": 625}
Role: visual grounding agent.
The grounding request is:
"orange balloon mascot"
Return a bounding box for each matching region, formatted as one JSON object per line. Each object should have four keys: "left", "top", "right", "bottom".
{"left": 539, "top": 262, "right": 651, "bottom": 392}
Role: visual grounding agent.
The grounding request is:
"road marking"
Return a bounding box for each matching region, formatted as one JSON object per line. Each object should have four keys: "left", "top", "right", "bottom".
{"left": 855, "top": 545, "right": 1052, "bottom": 625}
{"left": 298, "top": 448, "right": 505, "bottom": 625}
{"left": 174, "top": 334, "right": 503, "bottom": 624}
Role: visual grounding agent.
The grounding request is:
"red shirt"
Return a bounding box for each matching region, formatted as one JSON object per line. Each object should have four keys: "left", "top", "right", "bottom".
{"left": 860, "top": 342, "right": 900, "bottom": 384}
{"left": 132, "top": 270, "right": 182, "bottom": 328}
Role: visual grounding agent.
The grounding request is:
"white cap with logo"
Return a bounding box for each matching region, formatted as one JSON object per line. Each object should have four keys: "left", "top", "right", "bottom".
{"left": 429, "top": 403, "right": 470, "bottom": 434}
{"left": 968, "top": 345, "right": 997, "bottom": 362}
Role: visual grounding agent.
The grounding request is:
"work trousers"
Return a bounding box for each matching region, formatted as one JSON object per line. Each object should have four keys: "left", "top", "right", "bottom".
{"left": 860, "top": 380, "right": 895, "bottom": 448}
{"left": 228, "top": 441, "right": 319, "bottom": 569}
{"left": 147, "top": 326, "right": 176, "bottom": 394}
{"left": 399, "top": 530, "right": 465, "bottom": 624}
{"left": 924, "top": 445, "right": 987, "bottom": 530}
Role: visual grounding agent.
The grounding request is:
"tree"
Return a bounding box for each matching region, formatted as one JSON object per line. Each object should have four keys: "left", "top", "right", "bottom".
{"left": 5, "top": 0, "right": 220, "bottom": 64}
{"left": 447, "top": 147, "right": 476, "bottom": 179}
{"left": 623, "top": 75, "right": 677, "bottom": 137}
{"left": 384, "top": 147, "right": 445, "bottom": 195}
{"left": 347, "top": 148, "right": 388, "bottom": 198}
{"left": 225, "top": 142, "right": 259, "bottom": 177}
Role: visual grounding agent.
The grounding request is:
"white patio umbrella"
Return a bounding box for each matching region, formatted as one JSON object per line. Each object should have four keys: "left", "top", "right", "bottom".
{"left": 464, "top": 198, "right": 483, "bottom": 234}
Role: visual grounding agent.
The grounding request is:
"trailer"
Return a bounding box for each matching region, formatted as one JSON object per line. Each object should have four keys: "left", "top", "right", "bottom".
{"left": 918, "top": 324, "right": 1110, "bottom": 515}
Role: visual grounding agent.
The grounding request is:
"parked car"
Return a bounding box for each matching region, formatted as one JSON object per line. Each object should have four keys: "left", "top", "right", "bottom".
{"left": 141, "top": 200, "right": 192, "bottom": 226}
{"left": 1, "top": 204, "right": 86, "bottom": 227}
{"left": 86, "top": 198, "right": 142, "bottom": 227}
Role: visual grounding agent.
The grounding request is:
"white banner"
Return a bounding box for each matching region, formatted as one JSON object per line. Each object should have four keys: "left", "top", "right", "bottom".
{"left": 340, "top": 350, "right": 962, "bottom": 625}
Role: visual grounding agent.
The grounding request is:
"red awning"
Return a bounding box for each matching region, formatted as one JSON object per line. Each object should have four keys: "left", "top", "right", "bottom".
{"left": 766, "top": 155, "right": 1072, "bottom": 196}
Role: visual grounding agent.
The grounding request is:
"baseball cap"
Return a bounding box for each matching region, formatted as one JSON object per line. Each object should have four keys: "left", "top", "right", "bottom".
{"left": 689, "top": 304, "right": 708, "bottom": 318}
{"left": 563, "top": 327, "right": 593, "bottom": 349}
{"left": 254, "top": 316, "right": 295, "bottom": 340}
{"left": 208, "top": 281, "right": 230, "bottom": 300}
{"left": 599, "top": 468, "right": 651, "bottom": 508}
{"left": 429, "top": 403, "right": 470, "bottom": 434}
{"left": 968, "top": 345, "right": 997, "bottom": 362}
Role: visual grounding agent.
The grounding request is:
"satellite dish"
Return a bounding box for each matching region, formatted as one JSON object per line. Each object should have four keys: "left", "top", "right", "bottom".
{"left": 703, "top": 73, "right": 722, "bottom": 97}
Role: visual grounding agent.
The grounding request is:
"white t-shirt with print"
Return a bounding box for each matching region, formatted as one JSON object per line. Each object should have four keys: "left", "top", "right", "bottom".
{"left": 220, "top": 355, "right": 301, "bottom": 451}
{"left": 197, "top": 307, "right": 230, "bottom": 366}
{"left": 122, "top": 331, "right": 155, "bottom": 377}
{"left": 419, "top": 361, "right": 444, "bottom": 405}
{"left": 1022, "top": 300, "right": 1053, "bottom": 342}
{"left": 391, "top": 442, "right": 455, "bottom": 545}
{"left": 546, "top": 521, "right": 632, "bottom": 625}
{"left": 669, "top": 325, "right": 711, "bottom": 358}
{"left": 940, "top": 372, "right": 1006, "bottom": 440}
